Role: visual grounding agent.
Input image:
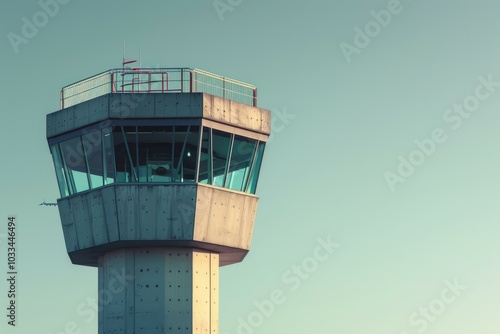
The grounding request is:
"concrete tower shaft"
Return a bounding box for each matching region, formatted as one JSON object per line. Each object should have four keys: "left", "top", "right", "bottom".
{"left": 99, "top": 248, "right": 219, "bottom": 333}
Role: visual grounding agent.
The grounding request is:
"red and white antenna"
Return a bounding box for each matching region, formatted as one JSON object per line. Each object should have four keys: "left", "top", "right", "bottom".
{"left": 122, "top": 40, "right": 137, "bottom": 69}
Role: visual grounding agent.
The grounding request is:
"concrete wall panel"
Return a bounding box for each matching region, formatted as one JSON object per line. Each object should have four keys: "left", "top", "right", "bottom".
{"left": 102, "top": 186, "right": 119, "bottom": 242}
{"left": 155, "top": 186, "right": 171, "bottom": 240}
{"left": 135, "top": 94, "right": 155, "bottom": 118}
{"left": 116, "top": 186, "right": 139, "bottom": 240}
{"left": 193, "top": 185, "right": 258, "bottom": 250}
{"left": 210, "top": 253, "right": 219, "bottom": 332}
{"left": 165, "top": 249, "right": 193, "bottom": 331}
{"left": 134, "top": 249, "right": 166, "bottom": 333}
{"left": 139, "top": 186, "right": 157, "bottom": 240}
{"left": 202, "top": 94, "right": 271, "bottom": 135}
{"left": 73, "top": 102, "right": 89, "bottom": 129}
{"left": 71, "top": 195, "right": 94, "bottom": 249}
{"left": 88, "top": 191, "right": 108, "bottom": 246}
{"left": 153, "top": 94, "right": 176, "bottom": 118}
{"left": 172, "top": 185, "right": 196, "bottom": 240}
{"left": 88, "top": 95, "right": 108, "bottom": 124}
{"left": 99, "top": 249, "right": 127, "bottom": 334}
{"left": 192, "top": 251, "right": 211, "bottom": 333}
{"left": 58, "top": 199, "right": 79, "bottom": 252}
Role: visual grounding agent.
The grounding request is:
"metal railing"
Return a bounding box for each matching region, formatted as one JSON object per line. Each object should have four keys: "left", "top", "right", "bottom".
{"left": 60, "top": 68, "right": 258, "bottom": 109}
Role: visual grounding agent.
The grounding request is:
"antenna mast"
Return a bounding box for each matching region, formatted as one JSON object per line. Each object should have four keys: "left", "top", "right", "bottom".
{"left": 122, "top": 40, "right": 125, "bottom": 70}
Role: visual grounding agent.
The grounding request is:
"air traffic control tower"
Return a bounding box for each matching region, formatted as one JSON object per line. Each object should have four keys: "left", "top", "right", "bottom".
{"left": 46, "top": 67, "right": 270, "bottom": 333}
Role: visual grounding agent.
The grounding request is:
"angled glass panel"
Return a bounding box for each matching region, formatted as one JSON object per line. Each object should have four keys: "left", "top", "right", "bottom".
{"left": 172, "top": 126, "right": 188, "bottom": 182}
{"left": 124, "top": 126, "right": 138, "bottom": 182}
{"left": 198, "top": 127, "right": 211, "bottom": 184}
{"left": 182, "top": 126, "right": 200, "bottom": 182}
{"left": 59, "top": 142, "right": 76, "bottom": 195}
{"left": 171, "top": 126, "right": 199, "bottom": 182}
{"left": 102, "top": 128, "right": 115, "bottom": 185}
{"left": 246, "top": 142, "right": 266, "bottom": 194}
{"left": 180, "top": 126, "right": 199, "bottom": 182}
{"left": 50, "top": 145, "right": 69, "bottom": 197}
{"left": 212, "top": 130, "right": 232, "bottom": 187}
{"left": 60, "top": 136, "right": 90, "bottom": 192}
{"left": 82, "top": 130, "right": 104, "bottom": 189}
{"left": 113, "top": 126, "right": 138, "bottom": 182}
{"left": 226, "top": 136, "right": 257, "bottom": 191}
{"left": 137, "top": 126, "right": 173, "bottom": 182}
{"left": 113, "top": 126, "right": 128, "bottom": 182}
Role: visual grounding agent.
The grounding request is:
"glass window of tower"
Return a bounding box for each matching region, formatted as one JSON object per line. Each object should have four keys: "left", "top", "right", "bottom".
{"left": 51, "top": 125, "right": 265, "bottom": 197}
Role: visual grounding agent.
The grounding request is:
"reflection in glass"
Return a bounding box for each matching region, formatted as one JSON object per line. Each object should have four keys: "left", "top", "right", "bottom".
{"left": 198, "top": 127, "right": 211, "bottom": 184}
{"left": 212, "top": 130, "right": 232, "bottom": 187}
{"left": 83, "top": 131, "right": 104, "bottom": 189}
{"left": 137, "top": 126, "right": 173, "bottom": 182}
{"left": 113, "top": 126, "right": 137, "bottom": 182}
{"left": 173, "top": 126, "right": 199, "bottom": 182}
{"left": 226, "top": 136, "right": 256, "bottom": 191}
{"left": 102, "top": 128, "right": 116, "bottom": 185}
{"left": 51, "top": 145, "right": 69, "bottom": 197}
{"left": 246, "top": 142, "right": 265, "bottom": 194}
{"left": 124, "top": 126, "right": 138, "bottom": 182}
{"left": 60, "top": 136, "right": 90, "bottom": 193}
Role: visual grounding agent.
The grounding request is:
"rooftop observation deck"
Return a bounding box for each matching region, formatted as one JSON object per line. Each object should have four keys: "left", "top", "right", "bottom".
{"left": 60, "top": 68, "right": 258, "bottom": 109}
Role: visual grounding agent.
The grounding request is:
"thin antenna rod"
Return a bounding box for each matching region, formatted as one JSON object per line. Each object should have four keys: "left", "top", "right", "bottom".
{"left": 122, "top": 40, "right": 125, "bottom": 69}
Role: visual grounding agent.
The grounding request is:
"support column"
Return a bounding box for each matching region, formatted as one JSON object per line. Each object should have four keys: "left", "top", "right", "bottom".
{"left": 98, "top": 248, "right": 219, "bottom": 334}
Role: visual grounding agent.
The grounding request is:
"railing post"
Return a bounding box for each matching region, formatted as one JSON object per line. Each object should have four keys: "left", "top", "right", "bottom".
{"left": 181, "top": 69, "right": 184, "bottom": 93}
{"left": 253, "top": 89, "right": 257, "bottom": 107}
{"left": 60, "top": 90, "right": 64, "bottom": 109}
{"left": 223, "top": 78, "right": 225, "bottom": 100}
{"left": 190, "top": 70, "right": 193, "bottom": 93}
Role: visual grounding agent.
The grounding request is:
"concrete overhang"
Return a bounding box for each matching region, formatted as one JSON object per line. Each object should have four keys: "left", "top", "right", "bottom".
{"left": 47, "top": 92, "right": 271, "bottom": 138}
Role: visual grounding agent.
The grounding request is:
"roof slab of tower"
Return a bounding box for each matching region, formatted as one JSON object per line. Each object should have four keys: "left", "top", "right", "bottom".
{"left": 46, "top": 92, "right": 271, "bottom": 138}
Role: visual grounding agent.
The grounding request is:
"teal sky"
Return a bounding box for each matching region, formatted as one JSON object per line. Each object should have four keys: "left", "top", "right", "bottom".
{"left": 2, "top": 0, "right": 500, "bottom": 333}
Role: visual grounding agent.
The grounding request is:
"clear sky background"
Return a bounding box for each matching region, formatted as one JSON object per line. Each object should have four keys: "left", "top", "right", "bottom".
{"left": 2, "top": 0, "right": 500, "bottom": 333}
